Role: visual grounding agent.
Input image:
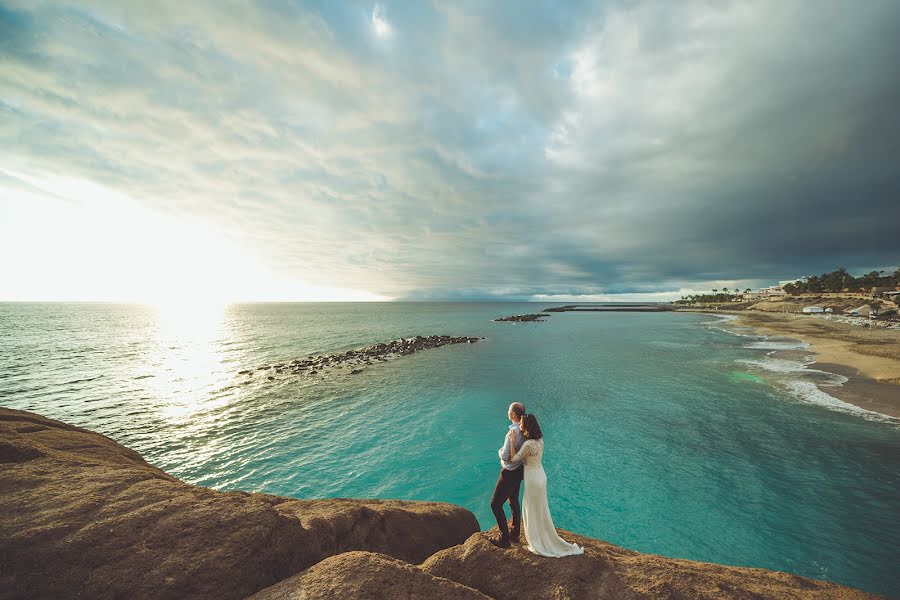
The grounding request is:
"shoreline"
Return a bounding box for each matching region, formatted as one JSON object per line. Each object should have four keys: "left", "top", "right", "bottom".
{"left": 689, "top": 309, "right": 900, "bottom": 420}
{"left": 1, "top": 407, "right": 883, "bottom": 599}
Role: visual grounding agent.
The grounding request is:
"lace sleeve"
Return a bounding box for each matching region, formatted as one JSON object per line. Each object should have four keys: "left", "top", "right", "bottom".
{"left": 510, "top": 440, "right": 534, "bottom": 463}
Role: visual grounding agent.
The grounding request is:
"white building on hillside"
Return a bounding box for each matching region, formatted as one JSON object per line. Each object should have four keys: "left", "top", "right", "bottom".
{"left": 741, "top": 283, "right": 794, "bottom": 302}
{"left": 760, "top": 286, "right": 787, "bottom": 297}
{"left": 779, "top": 277, "right": 809, "bottom": 287}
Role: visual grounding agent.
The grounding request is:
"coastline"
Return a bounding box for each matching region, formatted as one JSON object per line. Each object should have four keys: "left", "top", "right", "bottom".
{"left": 1, "top": 407, "right": 883, "bottom": 599}
{"left": 692, "top": 309, "right": 900, "bottom": 419}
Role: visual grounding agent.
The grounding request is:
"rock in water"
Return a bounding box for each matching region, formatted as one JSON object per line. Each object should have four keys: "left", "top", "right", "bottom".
{"left": 493, "top": 314, "right": 550, "bottom": 322}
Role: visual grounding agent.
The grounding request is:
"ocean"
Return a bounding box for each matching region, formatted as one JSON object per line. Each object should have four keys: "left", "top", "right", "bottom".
{"left": 1, "top": 302, "right": 898, "bottom": 596}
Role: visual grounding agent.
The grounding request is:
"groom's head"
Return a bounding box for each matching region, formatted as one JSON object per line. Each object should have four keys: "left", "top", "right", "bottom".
{"left": 508, "top": 402, "right": 525, "bottom": 423}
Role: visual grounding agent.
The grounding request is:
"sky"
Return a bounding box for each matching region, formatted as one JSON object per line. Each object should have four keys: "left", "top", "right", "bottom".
{"left": 1, "top": 0, "right": 899, "bottom": 302}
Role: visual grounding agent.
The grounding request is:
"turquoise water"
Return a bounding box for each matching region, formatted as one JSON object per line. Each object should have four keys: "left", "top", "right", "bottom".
{"left": 1, "top": 302, "right": 898, "bottom": 596}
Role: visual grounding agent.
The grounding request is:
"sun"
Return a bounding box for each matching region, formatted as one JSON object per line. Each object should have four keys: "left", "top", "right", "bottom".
{"left": 151, "top": 297, "right": 228, "bottom": 340}
{"left": 371, "top": 4, "right": 391, "bottom": 38}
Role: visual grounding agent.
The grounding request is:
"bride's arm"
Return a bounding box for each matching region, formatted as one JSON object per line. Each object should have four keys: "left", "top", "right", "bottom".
{"left": 508, "top": 431, "right": 517, "bottom": 458}
{"left": 510, "top": 439, "right": 530, "bottom": 463}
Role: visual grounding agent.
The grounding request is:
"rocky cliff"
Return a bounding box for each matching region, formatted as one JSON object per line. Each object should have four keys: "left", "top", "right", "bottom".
{"left": 0, "top": 408, "right": 477, "bottom": 599}
{"left": 0, "top": 408, "right": 882, "bottom": 599}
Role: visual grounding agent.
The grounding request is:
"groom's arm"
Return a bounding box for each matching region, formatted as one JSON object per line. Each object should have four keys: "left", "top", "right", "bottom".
{"left": 499, "top": 431, "right": 512, "bottom": 462}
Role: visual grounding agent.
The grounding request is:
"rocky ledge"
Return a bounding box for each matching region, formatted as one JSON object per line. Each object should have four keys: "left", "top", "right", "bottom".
{"left": 0, "top": 408, "right": 881, "bottom": 600}
{"left": 238, "top": 335, "right": 483, "bottom": 382}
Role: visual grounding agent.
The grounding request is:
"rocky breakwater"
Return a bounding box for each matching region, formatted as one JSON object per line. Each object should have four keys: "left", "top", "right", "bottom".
{"left": 493, "top": 314, "right": 550, "bottom": 322}
{"left": 545, "top": 304, "right": 674, "bottom": 312}
{"left": 238, "top": 335, "right": 483, "bottom": 382}
{"left": 0, "top": 408, "right": 883, "bottom": 600}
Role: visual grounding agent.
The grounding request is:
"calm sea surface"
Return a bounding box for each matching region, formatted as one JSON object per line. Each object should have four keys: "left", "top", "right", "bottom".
{"left": 1, "top": 302, "right": 898, "bottom": 596}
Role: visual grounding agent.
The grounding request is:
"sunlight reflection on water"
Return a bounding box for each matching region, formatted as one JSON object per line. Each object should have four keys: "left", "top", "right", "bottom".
{"left": 149, "top": 302, "right": 233, "bottom": 422}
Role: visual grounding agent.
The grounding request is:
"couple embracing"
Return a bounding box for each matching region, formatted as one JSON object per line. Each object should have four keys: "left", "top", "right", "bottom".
{"left": 489, "top": 402, "right": 584, "bottom": 557}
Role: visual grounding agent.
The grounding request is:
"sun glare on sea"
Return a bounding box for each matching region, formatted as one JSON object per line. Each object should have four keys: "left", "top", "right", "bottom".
{"left": 149, "top": 299, "right": 234, "bottom": 423}
{"left": 153, "top": 298, "right": 228, "bottom": 340}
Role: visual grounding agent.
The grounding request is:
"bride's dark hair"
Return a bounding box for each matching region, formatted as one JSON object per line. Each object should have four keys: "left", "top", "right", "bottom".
{"left": 520, "top": 414, "right": 543, "bottom": 440}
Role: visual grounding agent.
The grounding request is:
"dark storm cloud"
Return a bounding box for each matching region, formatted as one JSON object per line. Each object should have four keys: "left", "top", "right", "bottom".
{"left": 1, "top": 0, "right": 897, "bottom": 300}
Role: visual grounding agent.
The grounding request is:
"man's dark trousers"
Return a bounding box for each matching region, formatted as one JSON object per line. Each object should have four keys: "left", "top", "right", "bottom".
{"left": 490, "top": 465, "right": 524, "bottom": 539}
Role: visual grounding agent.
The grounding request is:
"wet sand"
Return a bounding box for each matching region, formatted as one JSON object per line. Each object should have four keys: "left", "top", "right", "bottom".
{"left": 813, "top": 363, "right": 900, "bottom": 419}
{"left": 721, "top": 310, "right": 900, "bottom": 419}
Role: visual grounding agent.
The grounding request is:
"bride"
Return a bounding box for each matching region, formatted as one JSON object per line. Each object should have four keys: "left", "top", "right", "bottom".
{"left": 508, "top": 414, "right": 583, "bottom": 557}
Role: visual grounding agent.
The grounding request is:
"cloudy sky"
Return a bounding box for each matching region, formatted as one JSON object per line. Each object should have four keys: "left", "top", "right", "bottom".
{"left": 2, "top": 0, "right": 898, "bottom": 302}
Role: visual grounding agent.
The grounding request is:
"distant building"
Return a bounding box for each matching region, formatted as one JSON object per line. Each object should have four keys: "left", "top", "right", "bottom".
{"left": 802, "top": 306, "right": 824, "bottom": 314}
{"left": 779, "top": 277, "right": 808, "bottom": 287}
{"left": 741, "top": 283, "right": 795, "bottom": 302}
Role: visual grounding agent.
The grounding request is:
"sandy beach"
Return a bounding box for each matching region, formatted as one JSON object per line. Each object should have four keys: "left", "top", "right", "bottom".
{"left": 705, "top": 310, "right": 900, "bottom": 419}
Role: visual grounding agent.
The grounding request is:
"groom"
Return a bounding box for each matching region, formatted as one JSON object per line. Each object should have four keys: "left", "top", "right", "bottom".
{"left": 490, "top": 401, "right": 526, "bottom": 548}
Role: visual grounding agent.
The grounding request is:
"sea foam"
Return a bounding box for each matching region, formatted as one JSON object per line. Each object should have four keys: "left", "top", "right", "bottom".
{"left": 781, "top": 379, "right": 898, "bottom": 424}
{"left": 700, "top": 316, "right": 895, "bottom": 424}
{"left": 742, "top": 339, "right": 810, "bottom": 351}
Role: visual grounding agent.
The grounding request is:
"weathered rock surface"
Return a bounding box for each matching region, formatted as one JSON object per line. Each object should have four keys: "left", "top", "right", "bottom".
{"left": 0, "top": 408, "right": 478, "bottom": 600}
{"left": 0, "top": 408, "right": 883, "bottom": 600}
{"left": 422, "top": 529, "right": 880, "bottom": 600}
{"left": 247, "top": 551, "right": 490, "bottom": 600}
{"left": 271, "top": 499, "right": 477, "bottom": 566}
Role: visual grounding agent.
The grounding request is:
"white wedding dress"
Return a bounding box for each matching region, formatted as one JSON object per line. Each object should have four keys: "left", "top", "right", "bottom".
{"left": 511, "top": 438, "right": 584, "bottom": 557}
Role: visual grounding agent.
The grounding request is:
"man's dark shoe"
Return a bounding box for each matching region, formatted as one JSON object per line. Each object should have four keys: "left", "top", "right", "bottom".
{"left": 490, "top": 534, "right": 511, "bottom": 548}
{"left": 509, "top": 527, "right": 521, "bottom": 543}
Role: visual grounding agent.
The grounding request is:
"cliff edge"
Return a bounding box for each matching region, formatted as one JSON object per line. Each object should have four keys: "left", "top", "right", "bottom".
{"left": 0, "top": 408, "right": 477, "bottom": 599}
{"left": 0, "top": 408, "right": 882, "bottom": 599}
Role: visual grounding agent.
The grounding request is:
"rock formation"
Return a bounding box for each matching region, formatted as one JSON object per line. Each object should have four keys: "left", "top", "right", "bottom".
{"left": 247, "top": 552, "right": 490, "bottom": 600}
{"left": 0, "top": 408, "right": 883, "bottom": 600}
{"left": 0, "top": 408, "right": 477, "bottom": 600}
{"left": 239, "top": 335, "right": 484, "bottom": 382}
{"left": 422, "top": 531, "right": 878, "bottom": 600}
{"left": 493, "top": 314, "right": 550, "bottom": 322}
